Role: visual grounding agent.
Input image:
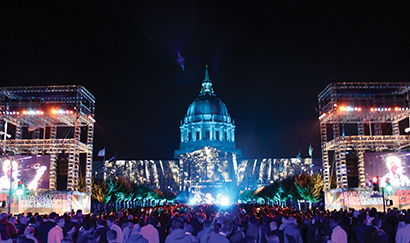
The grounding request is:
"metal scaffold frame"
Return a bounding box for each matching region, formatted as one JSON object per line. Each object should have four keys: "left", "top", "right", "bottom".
{"left": 318, "top": 82, "right": 410, "bottom": 190}
{"left": 0, "top": 85, "right": 95, "bottom": 192}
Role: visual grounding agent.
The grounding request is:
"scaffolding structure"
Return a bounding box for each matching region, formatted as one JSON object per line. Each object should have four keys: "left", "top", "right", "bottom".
{"left": 318, "top": 82, "right": 410, "bottom": 190}
{"left": 0, "top": 85, "right": 95, "bottom": 192}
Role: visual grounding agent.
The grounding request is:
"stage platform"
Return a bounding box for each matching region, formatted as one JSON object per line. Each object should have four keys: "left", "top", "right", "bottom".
{"left": 0, "top": 190, "right": 90, "bottom": 215}
{"left": 325, "top": 187, "right": 410, "bottom": 211}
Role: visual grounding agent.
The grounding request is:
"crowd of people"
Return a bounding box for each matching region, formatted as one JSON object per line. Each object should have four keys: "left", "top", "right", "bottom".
{"left": 0, "top": 204, "right": 410, "bottom": 243}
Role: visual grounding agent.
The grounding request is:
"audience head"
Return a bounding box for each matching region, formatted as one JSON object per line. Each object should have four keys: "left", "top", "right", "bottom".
{"left": 269, "top": 221, "right": 278, "bottom": 231}
{"left": 56, "top": 216, "right": 65, "bottom": 228}
{"left": 16, "top": 235, "right": 27, "bottom": 243}
{"left": 372, "top": 229, "right": 388, "bottom": 243}
{"left": 172, "top": 217, "right": 184, "bottom": 230}
{"left": 184, "top": 224, "right": 193, "bottom": 234}
{"left": 106, "top": 229, "right": 117, "bottom": 242}
{"left": 267, "top": 235, "right": 280, "bottom": 243}
{"left": 131, "top": 224, "right": 142, "bottom": 235}
{"left": 49, "top": 212, "right": 58, "bottom": 222}
{"left": 372, "top": 218, "right": 382, "bottom": 229}
{"left": 24, "top": 227, "right": 35, "bottom": 237}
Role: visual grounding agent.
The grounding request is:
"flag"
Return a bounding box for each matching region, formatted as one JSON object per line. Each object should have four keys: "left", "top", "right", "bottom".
{"left": 308, "top": 144, "right": 313, "bottom": 157}
{"left": 98, "top": 148, "right": 105, "bottom": 157}
{"left": 297, "top": 150, "right": 301, "bottom": 160}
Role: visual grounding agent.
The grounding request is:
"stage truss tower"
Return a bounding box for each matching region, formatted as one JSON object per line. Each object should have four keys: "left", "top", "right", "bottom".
{"left": 0, "top": 85, "right": 95, "bottom": 192}
{"left": 319, "top": 82, "right": 410, "bottom": 190}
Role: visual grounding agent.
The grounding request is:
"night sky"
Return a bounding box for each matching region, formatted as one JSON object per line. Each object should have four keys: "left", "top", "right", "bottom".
{"left": 2, "top": 1, "right": 410, "bottom": 160}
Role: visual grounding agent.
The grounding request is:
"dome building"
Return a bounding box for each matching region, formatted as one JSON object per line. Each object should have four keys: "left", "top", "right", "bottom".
{"left": 174, "top": 66, "right": 242, "bottom": 157}
{"left": 99, "top": 66, "right": 317, "bottom": 203}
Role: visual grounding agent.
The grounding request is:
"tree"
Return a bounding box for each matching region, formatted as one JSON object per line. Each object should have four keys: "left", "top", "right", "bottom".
{"left": 239, "top": 190, "right": 257, "bottom": 203}
{"left": 258, "top": 180, "right": 283, "bottom": 205}
{"left": 92, "top": 179, "right": 107, "bottom": 204}
{"left": 294, "top": 173, "right": 324, "bottom": 209}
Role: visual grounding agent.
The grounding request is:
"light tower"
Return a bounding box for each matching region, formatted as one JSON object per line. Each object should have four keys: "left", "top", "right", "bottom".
{"left": 0, "top": 85, "right": 95, "bottom": 192}
{"left": 318, "top": 82, "right": 410, "bottom": 190}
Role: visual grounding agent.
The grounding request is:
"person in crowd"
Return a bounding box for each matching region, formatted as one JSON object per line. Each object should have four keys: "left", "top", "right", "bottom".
{"left": 246, "top": 217, "right": 260, "bottom": 243}
{"left": 34, "top": 215, "right": 43, "bottom": 240}
{"left": 197, "top": 219, "right": 212, "bottom": 243}
{"left": 8, "top": 217, "right": 16, "bottom": 227}
{"left": 283, "top": 217, "right": 303, "bottom": 243}
{"left": 259, "top": 216, "right": 270, "bottom": 243}
{"left": 364, "top": 218, "right": 381, "bottom": 243}
{"left": 24, "top": 227, "right": 39, "bottom": 243}
{"left": 107, "top": 216, "right": 123, "bottom": 243}
{"left": 208, "top": 223, "right": 232, "bottom": 243}
{"left": 0, "top": 213, "right": 17, "bottom": 241}
{"left": 48, "top": 216, "right": 65, "bottom": 243}
{"left": 0, "top": 223, "right": 13, "bottom": 243}
{"left": 183, "top": 224, "right": 197, "bottom": 243}
{"left": 15, "top": 235, "right": 27, "bottom": 243}
{"left": 96, "top": 218, "right": 109, "bottom": 243}
{"left": 126, "top": 224, "right": 148, "bottom": 243}
{"left": 65, "top": 223, "right": 77, "bottom": 243}
{"left": 40, "top": 212, "right": 57, "bottom": 243}
{"left": 229, "top": 217, "right": 245, "bottom": 243}
{"left": 190, "top": 213, "right": 203, "bottom": 237}
{"left": 395, "top": 214, "right": 410, "bottom": 243}
{"left": 16, "top": 215, "right": 28, "bottom": 236}
{"left": 165, "top": 218, "right": 191, "bottom": 243}
{"left": 78, "top": 221, "right": 94, "bottom": 243}
{"left": 298, "top": 218, "right": 311, "bottom": 243}
{"left": 122, "top": 220, "right": 133, "bottom": 242}
{"left": 372, "top": 230, "right": 388, "bottom": 243}
{"left": 141, "top": 217, "right": 159, "bottom": 243}
{"left": 107, "top": 230, "right": 118, "bottom": 243}
{"left": 306, "top": 216, "right": 324, "bottom": 243}
{"left": 267, "top": 235, "right": 280, "bottom": 243}
{"left": 327, "top": 214, "right": 347, "bottom": 243}
{"left": 351, "top": 213, "right": 371, "bottom": 243}
{"left": 88, "top": 230, "right": 103, "bottom": 243}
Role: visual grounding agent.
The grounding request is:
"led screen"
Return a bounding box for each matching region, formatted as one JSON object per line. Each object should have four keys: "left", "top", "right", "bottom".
{"left": 365, "top": 152, "right": 410, "bottom": 188}
{"left": 0, "top": 155, "right": 50, "bottom": 190}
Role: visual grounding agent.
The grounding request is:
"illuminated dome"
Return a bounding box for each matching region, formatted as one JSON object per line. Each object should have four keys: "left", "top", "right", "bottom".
{"left": 185, "top": 95, "right": 231, "bottom": 123}
{"left": 175, "top": 66, "right": 241, "bottom": 157}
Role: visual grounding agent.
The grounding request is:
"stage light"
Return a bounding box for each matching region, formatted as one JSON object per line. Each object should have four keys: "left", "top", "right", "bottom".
{"left": 339, "top": 106, "right": 344, "bottom": 111}
{"left": 358, "top": 107, "right": 361, "bottom": 111}
{"left": 189, "top": 199, "right": 196, "bottom": 205}
{"left": 51, "top": 109, "right": 57, "bottom": 114}
{"left": 88, "top": 115, "right": 96, "bottom": 123}
{"left": 370, "top": 108, "right": 374, "bottom": 112}
{"left": 220, "top": 196, "right": 230, "bottom": 206}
